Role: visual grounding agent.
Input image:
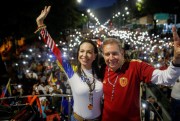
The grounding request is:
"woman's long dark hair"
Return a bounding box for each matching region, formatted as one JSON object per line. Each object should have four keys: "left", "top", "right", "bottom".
{"left": 76, "top": 40, "right": 101, "bottom": 79}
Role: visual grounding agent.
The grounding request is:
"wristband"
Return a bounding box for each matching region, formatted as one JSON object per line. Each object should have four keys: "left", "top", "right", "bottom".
{"left": 34, "top": 25, "right": 46, "bottom": 34}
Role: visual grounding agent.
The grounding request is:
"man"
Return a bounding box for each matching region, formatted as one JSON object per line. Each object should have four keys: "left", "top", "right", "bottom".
{"left": 101, "top": 26, "right": 180, "bottom": 121}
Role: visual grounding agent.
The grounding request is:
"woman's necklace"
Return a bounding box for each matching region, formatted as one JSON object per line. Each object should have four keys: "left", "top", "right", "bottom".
{"left": 81, "top": 69, "right": 95, "bottom": 110}
{"left": 108, "top": 68, "right": 119, "bottom": 101}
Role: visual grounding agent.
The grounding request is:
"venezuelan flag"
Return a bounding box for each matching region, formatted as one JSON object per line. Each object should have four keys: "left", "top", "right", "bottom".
{"left": 0, "top": 78, "right": 11, "bottom": 98}
{"left": 39, "top": 28, "right": 74, "bottom": 79}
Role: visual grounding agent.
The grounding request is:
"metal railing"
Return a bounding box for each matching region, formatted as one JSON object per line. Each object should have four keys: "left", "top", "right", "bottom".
{"left": 0, "top": 94, "right": 73, "bottom": 121}
{"left": 146, "top": 83, "right": 172, "bottom": 121}
{"left": 141, "top": 99, "right": 164, "bottom": 121}
{"left": 147, "top": 83, "right": 171, "bottom": 112}
{"left": 1, "top": 93, "right": 166, "bottom": 121}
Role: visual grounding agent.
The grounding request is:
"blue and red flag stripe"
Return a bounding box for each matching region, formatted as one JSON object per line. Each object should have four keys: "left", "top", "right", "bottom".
{"left": 39, "top": 28, "right": 74, "bottom": 79}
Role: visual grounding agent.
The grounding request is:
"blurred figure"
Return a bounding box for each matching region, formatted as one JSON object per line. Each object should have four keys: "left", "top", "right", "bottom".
{"left": 51, "top": 84, "right": 62, "bottom": 112}
{"left": 170, "top": 77, "right": 180, "bottom": 121}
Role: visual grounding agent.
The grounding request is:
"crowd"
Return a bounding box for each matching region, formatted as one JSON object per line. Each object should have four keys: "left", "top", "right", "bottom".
{"left": 0, "top": 36, "right": 73, "bottom": 120}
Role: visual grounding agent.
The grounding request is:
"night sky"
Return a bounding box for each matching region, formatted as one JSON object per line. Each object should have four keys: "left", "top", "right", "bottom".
{"left": 80, "top": 0, "right": 117, "bottom": 9}
{"left": 0, "top": 0, "right": 117, "bottom": 37}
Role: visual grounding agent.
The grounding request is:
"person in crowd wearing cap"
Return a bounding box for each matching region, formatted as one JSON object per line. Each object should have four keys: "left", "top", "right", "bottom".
{"left": 35, "top": 6, "right": 103, "bottom": 121}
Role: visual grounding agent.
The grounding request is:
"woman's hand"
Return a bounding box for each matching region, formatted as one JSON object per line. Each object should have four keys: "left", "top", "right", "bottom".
{"left": 36, "top": 6, "right": 51, "bottom": 27}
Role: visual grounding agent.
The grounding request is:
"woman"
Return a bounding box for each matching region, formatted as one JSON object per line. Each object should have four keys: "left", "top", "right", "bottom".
{"left": 69, "top": 40, "right": 103, "bottom": 121}
{"left": 36, "top": 6, "right": 103, "bottom": 121}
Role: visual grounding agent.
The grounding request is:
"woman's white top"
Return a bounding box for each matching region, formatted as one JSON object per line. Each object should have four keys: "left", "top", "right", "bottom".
{"left": 68, "top": 69, "right": 103, "bottom": 119}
